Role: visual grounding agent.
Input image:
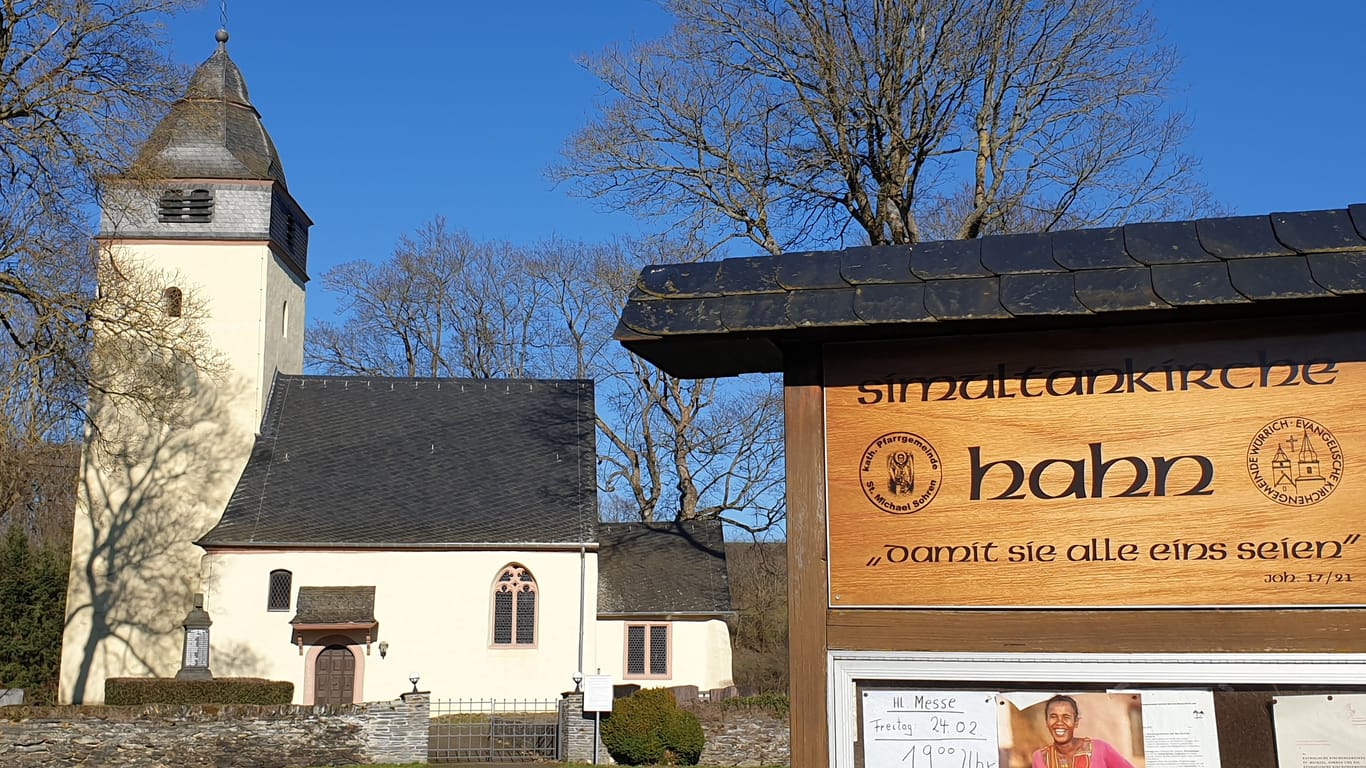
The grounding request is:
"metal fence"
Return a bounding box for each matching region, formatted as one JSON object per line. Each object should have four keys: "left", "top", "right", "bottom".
{"left": 428, "top": 698, "right": 560, "bottom": 763}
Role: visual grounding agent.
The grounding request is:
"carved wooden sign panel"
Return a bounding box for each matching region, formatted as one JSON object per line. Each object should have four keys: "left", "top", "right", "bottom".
{"left": 824, "top": 329, "right": 1366, "bottom": 607}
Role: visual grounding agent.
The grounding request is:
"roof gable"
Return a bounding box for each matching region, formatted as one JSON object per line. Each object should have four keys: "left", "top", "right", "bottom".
{"left": 200, "top": 376, "right": 598, "bottom": 548}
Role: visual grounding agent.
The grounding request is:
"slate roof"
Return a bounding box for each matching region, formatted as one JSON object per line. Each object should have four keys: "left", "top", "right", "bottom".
{"left": 198, "top": 376, "right": 598, "bottom": 548}
{"left": 291, "top": 587, "right": 376, "bottom": 626}
{"left": 597, "top": 521, "right": 732, "bottom": 616}
{"left": 615, "top": 206, "right": 1366, "bottom": 378}
{"left": 136, "top": 36, "right": 288, "bottom": 186}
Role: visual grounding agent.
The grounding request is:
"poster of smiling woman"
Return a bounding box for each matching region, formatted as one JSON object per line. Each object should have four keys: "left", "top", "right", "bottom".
{"left": 999, "top": 693, "right": 1145, "bottom": 768}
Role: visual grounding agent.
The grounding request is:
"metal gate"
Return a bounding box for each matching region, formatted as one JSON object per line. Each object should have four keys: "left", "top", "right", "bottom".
{"left": 428, "top": 698, "right": 560, "bottom": 763}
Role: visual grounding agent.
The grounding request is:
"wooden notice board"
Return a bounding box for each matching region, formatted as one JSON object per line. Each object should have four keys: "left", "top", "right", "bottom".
{"left": 824, "top": 328, "right": 1366, "bottom": 608}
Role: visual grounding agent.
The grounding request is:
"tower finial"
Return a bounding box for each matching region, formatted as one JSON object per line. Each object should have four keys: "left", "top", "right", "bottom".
{"left": 215, "top": 28, "right": 229, "bottom": 48}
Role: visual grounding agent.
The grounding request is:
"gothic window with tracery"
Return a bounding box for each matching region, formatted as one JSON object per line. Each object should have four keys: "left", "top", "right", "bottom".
{"left": 491, "top": 564, "right": 537, "bottom": 646}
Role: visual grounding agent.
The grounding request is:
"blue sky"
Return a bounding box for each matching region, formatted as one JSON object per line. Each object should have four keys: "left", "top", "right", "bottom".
{"left": 164, "top": 2, "right": 1365, "bottom": 325}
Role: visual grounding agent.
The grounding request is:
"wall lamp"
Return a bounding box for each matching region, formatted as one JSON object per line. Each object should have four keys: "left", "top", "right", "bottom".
{"left": 378, "top": 641, "right": 389, "bottom": 659}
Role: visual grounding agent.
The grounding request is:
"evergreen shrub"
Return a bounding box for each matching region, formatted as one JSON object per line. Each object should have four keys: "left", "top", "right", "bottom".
{"left": 0, "top": 526, "right": 67, "bottom": 705}
{"left": 601, "top": 687, "right": 705, "bottom": 765}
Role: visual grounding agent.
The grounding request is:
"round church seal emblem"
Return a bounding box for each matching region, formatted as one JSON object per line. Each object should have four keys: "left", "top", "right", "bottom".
{"left": 860, "top": 432, "right": 942, "bottom": 514}
{"left": 1247, "top": 417, "right": 1343, "bottom": 507}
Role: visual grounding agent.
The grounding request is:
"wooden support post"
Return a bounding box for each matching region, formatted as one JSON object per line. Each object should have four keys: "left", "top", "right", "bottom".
{"left": 785, "top": 350, "right": 828, "bottom": 768}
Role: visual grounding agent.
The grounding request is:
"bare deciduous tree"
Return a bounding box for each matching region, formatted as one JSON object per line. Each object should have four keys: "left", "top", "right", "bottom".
{"left": 0, "top": 0, "right": 206, "bottom": 445}
{"left": 308, "top": 224, "right": 785, "bottom": 532}
{"left": 1, "top": 0, "right": 218, "bottom": 701}
{"left": 554, "top": 0, "right": 1216, "bottom": 254}
{"left": 309, "top": 218, "right": 555, "bottom": 379}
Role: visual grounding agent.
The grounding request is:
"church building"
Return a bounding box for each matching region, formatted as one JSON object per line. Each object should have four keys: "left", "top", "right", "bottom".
{"left": 58, "top": 32, "right": 734, "bottom": 705}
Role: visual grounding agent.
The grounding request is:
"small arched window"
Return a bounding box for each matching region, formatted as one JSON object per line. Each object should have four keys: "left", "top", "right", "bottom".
{"left": 267, "top": 569, "right": 292, "bottom": 611}
{"left": 491, "top": 564, "right": 536, "bottom": 646}
{"left": 163, "top": 287, "right": 183, "bottom": 318}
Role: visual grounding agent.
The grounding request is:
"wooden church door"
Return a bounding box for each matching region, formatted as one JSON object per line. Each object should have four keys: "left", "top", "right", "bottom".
{"left": 315, "top": 645, "right": 355, "bottom": 705}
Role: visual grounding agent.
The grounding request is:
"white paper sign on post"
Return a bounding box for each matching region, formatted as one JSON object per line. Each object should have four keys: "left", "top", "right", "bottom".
{"left": 862, "top": 690, "right": 999, "bottom": 768}
{"left": 583, "top": 674, "right": 614, "bottom": 713}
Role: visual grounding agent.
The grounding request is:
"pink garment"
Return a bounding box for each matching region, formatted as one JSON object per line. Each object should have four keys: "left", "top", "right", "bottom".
{"left": 1031, "top": 738, "right": 1136, "bottom": 768}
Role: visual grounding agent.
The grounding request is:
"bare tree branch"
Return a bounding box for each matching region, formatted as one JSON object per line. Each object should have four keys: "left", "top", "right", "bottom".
{"left": 553, "top": 0, "right": 1219, "bottom": 253}
{"left": 309, "top": 224, "right": 786, "bottom": 532}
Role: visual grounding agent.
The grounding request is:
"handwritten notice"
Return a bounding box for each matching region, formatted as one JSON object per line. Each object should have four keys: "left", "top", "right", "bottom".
{"left": 1274, "top": 694, "right": 1366, "bottom": 768}
{"left": 862, "top": 690, "right": 999, "bottom": 768}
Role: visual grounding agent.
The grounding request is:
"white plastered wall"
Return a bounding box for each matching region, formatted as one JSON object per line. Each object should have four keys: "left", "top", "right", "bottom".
{"left": 59, "top": 242, "right": 305, "bottom": 704}
{"left": 121, "top": 241, "right": 306, "bottom": 425}
{"left": 594, "top": 617, "right": 734, "bottom": 692}
{"left": 202, "top": 549, "right": 599, "bottom": 703}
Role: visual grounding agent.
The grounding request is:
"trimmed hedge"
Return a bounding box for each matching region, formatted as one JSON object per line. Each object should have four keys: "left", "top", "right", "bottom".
{"left": 718, "top": 692, "right": 790, "bottom": 719}
{"left": 105, "top": 677, "right": 293, "bottom": 705}
{"left": 601, "top": 687, "right": 704, "bottom": 765}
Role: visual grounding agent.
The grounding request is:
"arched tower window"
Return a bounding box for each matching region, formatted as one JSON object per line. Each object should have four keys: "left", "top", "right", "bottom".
{"left": 163, "top": 287, "right": 183, "bottom": 318}
{"left": 491, "top": 564, "right": 537, "bottom": 646}
{"left": 267, "top": 569, "right": 292, "bottom": 611}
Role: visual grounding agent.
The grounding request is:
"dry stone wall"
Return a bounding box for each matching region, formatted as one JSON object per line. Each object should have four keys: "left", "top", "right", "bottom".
{"left": 0, "top": 692, "right": 428, "bottom": 768}
{"left": 2, "top": 690, "right": 789, "bottom": 767}
{"left": 696, "top": 704, "right": 790, "bottom": 767}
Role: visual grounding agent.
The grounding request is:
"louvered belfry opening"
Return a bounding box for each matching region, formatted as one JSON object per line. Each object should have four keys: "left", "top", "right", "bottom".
{"left": 158, "top": 188, "right": 214, "bottom": 222}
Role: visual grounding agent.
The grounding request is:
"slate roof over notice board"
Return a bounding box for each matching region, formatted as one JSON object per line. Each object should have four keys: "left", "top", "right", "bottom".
{"left": 597, "top": 521, "right": 732, "bottom": 616}
{"left": 615, "top": 206, "right": 1366, "bottom": 378}
{"left": 198, "top": 376, "right": 597, "bottom": 548}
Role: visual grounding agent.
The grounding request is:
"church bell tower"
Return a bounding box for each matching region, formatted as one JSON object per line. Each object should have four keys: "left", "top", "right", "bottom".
{"left": 59, "top": 30, "right": 311, "bottom": 703}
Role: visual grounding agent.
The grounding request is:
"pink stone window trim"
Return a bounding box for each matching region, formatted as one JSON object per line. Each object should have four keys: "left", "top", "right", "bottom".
{"left": 490, "top": 564, "right": 537, "bottom": 648}
{"left": 623, "top": 622, "right": 671, "bottom": 679}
